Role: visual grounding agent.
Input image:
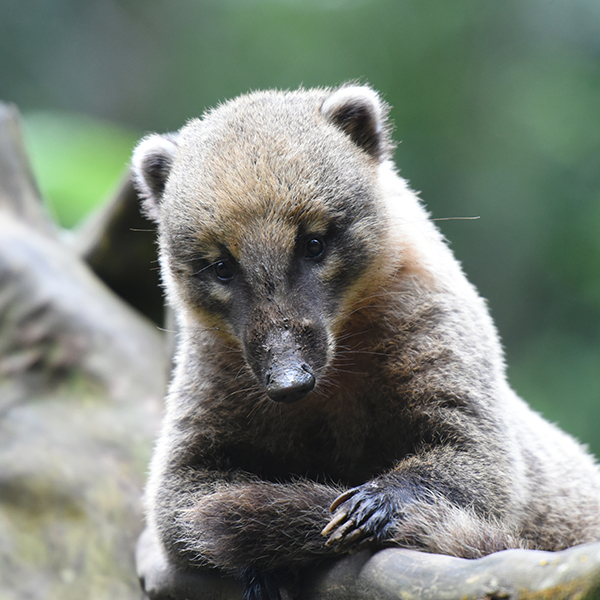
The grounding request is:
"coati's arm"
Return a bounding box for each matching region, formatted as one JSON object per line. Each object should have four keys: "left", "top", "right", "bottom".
{"left": 147, "top": 433, "right": 344, "bottom": 600}
{"left": 149, "top": 426, "right": 342, "bottom": 575}
{"left": 156, "top": 472, "right": 341, "bottom": 573}
{"left": 322, "top": 443, "right": 524, "bottom": 558}
{"left": 315, "top": 327, "right": 524, "bottom": 559}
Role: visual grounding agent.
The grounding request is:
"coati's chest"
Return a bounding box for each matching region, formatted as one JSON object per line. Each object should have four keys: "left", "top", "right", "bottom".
{"left": 203, "top": 371, "right": 416, "bottom": 487}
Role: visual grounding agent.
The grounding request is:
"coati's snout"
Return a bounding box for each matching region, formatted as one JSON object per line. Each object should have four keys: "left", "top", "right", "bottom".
{"left": 264, "top": 352, "right": 315, "bottom": 404}
{"left": 244, "top": 318, "right": 328, "bottom": 404}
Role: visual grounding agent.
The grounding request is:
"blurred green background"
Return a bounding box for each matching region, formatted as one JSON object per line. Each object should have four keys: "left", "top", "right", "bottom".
{"left": 1, "top": 0, "right": 599, "bottom": 456}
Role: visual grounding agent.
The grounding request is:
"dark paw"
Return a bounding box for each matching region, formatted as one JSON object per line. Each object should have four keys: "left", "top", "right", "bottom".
{"left": 321, "top": 481, "right": 408, "bottom": 553}
{"left": 240, "top": 568, "right": 285, "bottom": 600}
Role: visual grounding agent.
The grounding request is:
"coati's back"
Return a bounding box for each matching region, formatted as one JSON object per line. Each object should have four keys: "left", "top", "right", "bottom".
{"left": 132, "top": 85, "right": 600, "bottom": 600}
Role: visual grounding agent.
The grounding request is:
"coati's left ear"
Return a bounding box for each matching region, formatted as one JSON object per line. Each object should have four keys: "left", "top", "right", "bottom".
{"left": 131, "top": 133, "right": 179, "bottom": 223}
{"left": 320, "top": 85, "right": 392, "bottom": 161}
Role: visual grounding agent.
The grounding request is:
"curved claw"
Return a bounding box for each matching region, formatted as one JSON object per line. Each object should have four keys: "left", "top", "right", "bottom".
{"left": 322, "top": 482, "right": 400, "bottom": 553}
{"left": 329, "top": 487, "right": 359, "bottom": 512}
{"left": 337, "top": 526, "right": 369, "bottom": 547}
{"left": 324, "top": 516, "right": 356, "bottom": 545}
{"left": 323, "top": 496, "right": 375, "bottom": 550}
{"left": 321, "top": 508, "right": 348, "bottom": 536}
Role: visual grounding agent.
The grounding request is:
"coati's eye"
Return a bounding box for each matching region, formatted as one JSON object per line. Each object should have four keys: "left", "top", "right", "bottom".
{"left": 214, "top": 260, "right": 234, "bottom": 282}
{"left": 305, "top": 237, "right": 325, "bottom": 260}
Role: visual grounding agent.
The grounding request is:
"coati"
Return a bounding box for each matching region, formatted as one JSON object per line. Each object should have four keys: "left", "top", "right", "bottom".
{"left": 132, "top": 85, "right": 600, "bottom": 600}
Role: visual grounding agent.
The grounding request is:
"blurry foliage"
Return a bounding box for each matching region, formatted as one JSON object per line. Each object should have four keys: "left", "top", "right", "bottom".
{"left": 22, "top": 113, "right": 139, "bottom": 227}
{"left": 1, "top": 0, "right": 599, "bottom": 455}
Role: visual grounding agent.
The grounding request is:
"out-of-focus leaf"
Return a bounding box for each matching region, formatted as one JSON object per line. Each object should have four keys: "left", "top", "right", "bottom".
{"left": 21, "top": 112, "right": 139, "bottom": 228}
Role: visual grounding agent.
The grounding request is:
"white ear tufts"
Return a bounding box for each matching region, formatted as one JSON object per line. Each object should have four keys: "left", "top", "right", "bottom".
{"left": 131, "top": 133, "right": 179, "bottom": 222}
{"left": 321, "top": 86, "right": 382, "bottom": 130}
{"left": 320, "top": 85, "right": 390, "bottom": 160}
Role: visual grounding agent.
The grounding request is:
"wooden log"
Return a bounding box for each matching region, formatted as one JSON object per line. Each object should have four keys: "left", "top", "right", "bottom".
{"left": 137, "top": 525, "right": 600, "bottom": 600}
{"left": 306, "top": 543, "right": 600, "bottom": 600}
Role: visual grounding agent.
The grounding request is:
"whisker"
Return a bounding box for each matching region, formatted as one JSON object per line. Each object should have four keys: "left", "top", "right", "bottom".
{"left": 342, "top": 303, "right": 387, "bottom": 320}
{"left": 329, "top": 367, "right": 368, "bottom": 376}
{"left": 336, "top": 329, "right": 369, "bottom": 343}
{"left": 336, "top": 348, "right": 389, "bottom": 357}
{"left": 222, "top": 386, "right": 259, "bottom": 402}
{"left": 247, "top": 395, "right": 279, "bottom": 419}
{"left": 235, "top": 364, "right": 250, "bottom": 380}
{"left": 192, "top": 261, "right": 222, "bottom": 276}
{"left": 431, "top": 216, "right": 480, "bottom": 222}
{"left": 156, "top": 326, "right": 177, "bottom": 334}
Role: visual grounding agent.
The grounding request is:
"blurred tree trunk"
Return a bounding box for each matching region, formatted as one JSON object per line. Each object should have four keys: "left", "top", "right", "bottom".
{"left": 0, "top": 101, "right": 167, "bottom": 600}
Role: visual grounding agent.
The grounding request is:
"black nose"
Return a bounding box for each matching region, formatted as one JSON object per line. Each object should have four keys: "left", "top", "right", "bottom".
{"left": 265, "top": 364, "right": 315, "bottom": 403}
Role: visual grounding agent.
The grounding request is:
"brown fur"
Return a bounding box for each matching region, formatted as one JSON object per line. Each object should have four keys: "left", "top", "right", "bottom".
{"left": 132, "top": 85, "right": 600, "bottom": 600}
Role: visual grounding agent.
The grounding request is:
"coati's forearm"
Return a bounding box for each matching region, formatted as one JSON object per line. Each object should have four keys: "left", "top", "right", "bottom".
{"left": 152, "top": 471, "right": 342, "bottom": 573}
{"left": 323, "top": 442, "right": 521, "bottom": 559}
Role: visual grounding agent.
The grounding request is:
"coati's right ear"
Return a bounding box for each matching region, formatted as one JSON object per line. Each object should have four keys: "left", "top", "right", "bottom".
{"left": 131, "top": 133, "right": 179, "bottom": 222}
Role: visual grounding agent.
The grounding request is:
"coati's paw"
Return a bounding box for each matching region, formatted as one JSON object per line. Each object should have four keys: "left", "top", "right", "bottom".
{"left": 240, "top": 568, "right": 291, "bottom": 600}
{"left": 321, "top": 482, "right": 402, "bottom": 553}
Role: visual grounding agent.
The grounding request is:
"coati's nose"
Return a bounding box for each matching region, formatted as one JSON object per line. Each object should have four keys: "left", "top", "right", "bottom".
{"left": 265, "top": 364, "right": 315, "bottom": 403}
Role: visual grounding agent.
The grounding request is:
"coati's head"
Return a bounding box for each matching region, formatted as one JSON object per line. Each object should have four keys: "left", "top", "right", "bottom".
{"left": 132, "top": 85, "right": 395, "bottom": 404}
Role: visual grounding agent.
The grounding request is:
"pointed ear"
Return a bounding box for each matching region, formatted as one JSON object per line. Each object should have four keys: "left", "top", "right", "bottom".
{"left": 320, "top": 85, "right": 392, "bottom": 161}
{"left": 131, "top": 133, "right": 179, "bottom": 222}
